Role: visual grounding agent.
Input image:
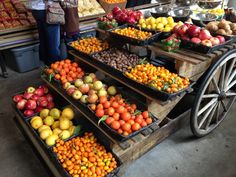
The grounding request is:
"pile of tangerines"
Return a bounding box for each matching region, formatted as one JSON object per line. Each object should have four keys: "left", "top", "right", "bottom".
{"left": 53, "top": 132, "right": 118, "bottom": 177}
{"left": 113, "top": 27, "right": 152, "bottom": 40}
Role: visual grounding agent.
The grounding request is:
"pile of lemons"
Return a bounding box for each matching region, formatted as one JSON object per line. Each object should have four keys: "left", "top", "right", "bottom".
{"left": 138, "top": 17, "right": 183, "bottom": 32}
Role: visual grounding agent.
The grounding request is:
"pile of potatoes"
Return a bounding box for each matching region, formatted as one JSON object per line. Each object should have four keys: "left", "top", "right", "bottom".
{"left": 206, "top": 19, "right": 236, "bottom": 36}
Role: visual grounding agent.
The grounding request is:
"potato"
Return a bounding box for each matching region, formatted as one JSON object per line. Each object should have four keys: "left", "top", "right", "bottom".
{"left": 206, "top": 23, "right": 218, "bottom": 32}
{"left": 218, "top": 20, "right": 229, "bottom": 29}
{"left": 226, "top": 29, "right": 233, "bottom": 35}
{"left": 230, "top": 23, "right": 236, "bottom": 29}
{"left": 217, "top": 29, "right": 227, "bottom": 35}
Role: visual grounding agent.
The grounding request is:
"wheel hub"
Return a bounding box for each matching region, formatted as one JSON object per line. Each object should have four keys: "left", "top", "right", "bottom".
{"left": 218, "top": 91, "right": 227, "bottom": 101}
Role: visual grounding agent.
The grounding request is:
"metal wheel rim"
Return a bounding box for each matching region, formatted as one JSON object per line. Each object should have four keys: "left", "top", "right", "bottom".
{"left": 192, "top": 52, "right": 236, "bottom": 136}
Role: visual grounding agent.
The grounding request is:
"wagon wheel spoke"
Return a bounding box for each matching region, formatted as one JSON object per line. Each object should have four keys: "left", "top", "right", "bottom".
{"left": 202, "top": 94, "right": 219, "bottom": 98}
{"left": 198, "top": 102, "right": 217, "bottom": 129}
{"left": 215, "top": 102, "right": 221, "bottom": 123}
{"left": 224, "top": 58, "right": 236, "bottom": 88}
{"left": 219, "top": 63, "right": 226, "bottom": 90}
{"left": 212, "top": 77, "right": 220, "bottom": 93}
{"left": 204, "top": 102, "right": 219, "bottom": 130}
{"left": 197, "top": 98, "right": 218, "bottom": 117}
{"left": 220, "top": 100, "right": 228, "bottom": 112}
{"left": 225, "top": 69, "right": 236, "bottom": 88}
{"left": 225, "top": 79, "right": 236, "bottom": 92}
{"left": 225, "top": 91, "right": 236, "bottom": 97}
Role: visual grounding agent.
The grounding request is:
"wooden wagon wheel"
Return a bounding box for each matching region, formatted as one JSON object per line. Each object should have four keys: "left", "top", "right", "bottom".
{"left": 190, "top": 49, "right": 236, "bottom": 137}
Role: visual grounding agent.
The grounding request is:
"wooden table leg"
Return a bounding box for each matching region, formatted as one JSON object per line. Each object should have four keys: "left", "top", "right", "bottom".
{"left": 0, "top": 52, "right": 8, "bottom": 78}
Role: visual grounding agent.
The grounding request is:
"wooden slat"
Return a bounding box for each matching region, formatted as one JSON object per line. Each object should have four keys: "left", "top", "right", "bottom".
{"left": 0, "top": 25, "right": 37, "bottom": 36}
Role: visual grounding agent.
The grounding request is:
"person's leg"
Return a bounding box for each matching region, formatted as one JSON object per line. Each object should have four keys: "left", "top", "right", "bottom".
{"left": 45, "top": 24, "right": 61, "bottom": 64}
{"left": 31, "top": 10, "right": 48, "bottom": 64}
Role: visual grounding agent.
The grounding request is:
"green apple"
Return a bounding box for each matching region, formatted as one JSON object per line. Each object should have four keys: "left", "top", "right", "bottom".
{"left": 31, "top": 117, "right": 43, "bottom": 129}
{"left": 52, "top": 121, "right": 60, "bottom": 129}
{"left": 107, "top": 86, "right": 117, "bottom": 96}
{"left": 45, "top": 134, "right": 59, "bottom": 146}
{"left": 98, "top": 89, "right": 107, "bottom": 97}
{"left": 27, "top": 86, "right": 35, "bottom": 93}
{"left": 84, "top": 76, "right": 93, "bottom": 84}
{"left": 72, "top": 90, "right": 82, "bottom": 100}
{"left": 38, "top": 125, "right": 51, "bottom": 133}
{"left": 59, "top": 130, "right": 71, "bottom": 140}
{"left": 53, "top": 128, "right": 62, "bottom": 135}
{"left": 93, "top": 81, "right": 103, "bottom": 90}
{"left": 74, "top": 79, "right": 84, "bottom": 88}
{"left": 44, "top": 116, "right": 54, "bottom": 126}
{"left": 39, "top": 109, "right": 50, "bottom": 119}
{"left": 49, "top": 108, "right": 61, "bottom": 119}
{"left": 59, "top": 118, "right": 70, "bottom": 130}
{"left": 40, "top": 129, "right": 52, "bottom": 140}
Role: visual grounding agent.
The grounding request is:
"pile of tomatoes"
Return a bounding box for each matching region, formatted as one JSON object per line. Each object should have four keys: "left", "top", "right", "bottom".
{"left": 90, "top": 95, "right": 153, "bottom": 136}
{"left": 125, "top": 63, "right": 190, "bottom": 93}
{"left": 53, "top": 132, "right": 118, "bottom": 177}
{"left": 45, "top": 59, "right": 85, "bottom": 84}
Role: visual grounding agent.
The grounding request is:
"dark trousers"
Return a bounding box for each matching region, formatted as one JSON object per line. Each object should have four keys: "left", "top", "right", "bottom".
{"left": 32, "top": 10, "right": 61, "bottom": 65}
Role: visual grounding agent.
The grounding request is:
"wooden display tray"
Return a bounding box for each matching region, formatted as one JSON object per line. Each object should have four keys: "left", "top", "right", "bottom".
{"left": 0, "top": 25, "right": 37, "bottom": 36}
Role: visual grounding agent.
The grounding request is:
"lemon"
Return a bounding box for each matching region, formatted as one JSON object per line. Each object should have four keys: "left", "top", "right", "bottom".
{"left": 161, "top": 18, "right": 168, "bottom": 25}
{"left": 156, "top": 17, "right": 161, "bottom": 23}
{"left": 156, "top": 23, "right": 164, "bottom": 29}
{"left": 147, "top": 25, "right": 151, "bottom": 30}
{"left": 141, "top": 23, "right": 147, "bottom": 29}
{"left": 167, "top": 17, "right": 174, "bottom": 24}
{"left": 150, "top": 18, "right": 156, "bottom": 25}
{"left": 163, "top": 27, "right": 172, "bottom": 32}
{"left": 139, "top": 18, "right": 145, "bottom": 24}
{"left": 151, "top": 24, "right": 157, "bottom": 30}
{"left": 170, "top": 22, "right": 177, "bottom": 28}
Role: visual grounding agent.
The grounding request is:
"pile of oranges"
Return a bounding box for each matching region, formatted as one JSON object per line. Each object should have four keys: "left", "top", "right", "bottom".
{"left": 53, "top": 132, "right": 118, "bottom": 177}
{"left": 45, "top": 59, "right": 85, "bottom": 84}
{"left": 125, "top": 63, "right": 190, "bottom": 93}
{"left": 71, "top": 38, "right": 109, "bottom": 54}
{"left": 113, "top": 27, "right": 152, "bottom": 40}
{"left": 90, "top": 95, "right": 153, "bottom": 136}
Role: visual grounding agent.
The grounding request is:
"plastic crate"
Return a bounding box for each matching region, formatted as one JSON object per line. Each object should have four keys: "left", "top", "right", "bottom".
{"left": 3, "top": 43, "right": 40, "bottom": 73}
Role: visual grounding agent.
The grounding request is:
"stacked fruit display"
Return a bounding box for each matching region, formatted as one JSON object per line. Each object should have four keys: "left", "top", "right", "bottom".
{"left": 112, "top": 27, "right": 152, "bottom": 40}
{"left": 92, "top": 48, "right": 141, "bottom": 72}
{"left": 97, "top": 15, "right": 118, "bottom": 30}
{"left": 138, "top": 17, "right": 182, "bottom": 32}
{"left": 13, "top": 85, "right": 55, "bottom": 117}
{"left": 30, "top": 107, "right": 79, "bottom": 146}
{"left": 53, "top": 132, "right": 118, "bottom": 177}
{"left": 45, "top": 59, "right": 85, "bottom": 84}
{"left": 206, "top": 19, "right": 236, "bottom": 36}
{"left": 125, "top": 64, "right": 190, "bottom": 93}
{"left": 90, "top": 94, "right": 153, "bottom": 136}
{"left": 70, "top": 37, "right": 109, "bottom": 54}
{"left": 111, "top": 7, "right": 143, "bottom": 24}
{"left": 78, "top": 0, "right": 105, "bottom": 17}
{"left": 63, "top": 73, "right": 117, "bottom": 104}
{"left": 173, "top": 23, "right": 226, "bottom": 47}
{"left": 103, "top": 0, "right": 126, "bottom": 3}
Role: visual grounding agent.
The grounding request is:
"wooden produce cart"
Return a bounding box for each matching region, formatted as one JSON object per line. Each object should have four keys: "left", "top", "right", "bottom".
{"left": 13, "top": 36, "right": 236, "bottom": 176}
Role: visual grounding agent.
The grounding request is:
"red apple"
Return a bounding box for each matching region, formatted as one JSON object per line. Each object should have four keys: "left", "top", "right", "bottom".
{"left": 201, "top": 39, "right": 212, "bottom": 47}
{"left": 39, "top": 85, "right": 49, "bottom": 94}
{"left": 46, "top": 94, "right": 53, "bottom": 102}
{"left": 191, "top": 37, "right": 201, "bottom": 44}
{"left": 127, "top": 16, "right": 136, "bottom": 24}
{"left": 79, "top": 84, "right": 90, "bottom": 94}
{"left": 216, "top": 35, "right": 225, "bottom": 44}
{"left": 187, "top": 25, "right": 200, "bottom": 37}
{"left": 34, "top": 88, "right": 44, "bottom": 97}
{"left": 106, "top": 13, "right": 113, "bottom": 20}
{"left": 199, "top": 29, "right": 212, "bottom": 40}
{"left": 23, "top": 92, "right": 33, "bottom": 100}
{"left": 67, "top": 87, "right": 76, "bottom": 96}
{"left": 31, "top": 94, "right": 40, "bottom": 101}
{"left": 47, "top": 101, "right": 55, "bottom": 109}
{"left": 37, "top": 97, "right": 48, "bottom": 107}
{"left": 173, "top": 24, "right": 182, "bottom": 34}
{"left": 35, "top": 106, "right": 43, "bottom": 113}
{"left": 25, "top": 99, "right": 37, "bottom": 110}
{"left": 112, "top": 6, "right": 121, "bottom": 16}
{"left": 13, "top": 94, "right": 23, "bottom": 103}
{"left": 181, "top": 35, "right": 190, "bottom": 41}
{"left": 177, "top": 24, "right": 188, "bottom": 36}
{"left": 210, "top": 37, "right": 220, "bottom": 46}
{"left": 16, "top": 99, "right": 27, "bottom": 110}
{"left": 24, "top": 110, "right": 35, "bottom": 117}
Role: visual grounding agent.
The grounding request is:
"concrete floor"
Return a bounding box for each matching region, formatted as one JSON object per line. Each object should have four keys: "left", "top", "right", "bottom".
{"left": 0, "top": 67, "right": 236, "bottom": 177}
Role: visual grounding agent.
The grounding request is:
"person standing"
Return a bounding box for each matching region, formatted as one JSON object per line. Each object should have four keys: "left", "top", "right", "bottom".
{"left": 28, "top": 0, "right": 61, "bottom": 65}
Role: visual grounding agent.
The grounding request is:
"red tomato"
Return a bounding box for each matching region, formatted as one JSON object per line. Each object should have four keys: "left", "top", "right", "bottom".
{"left": 116, "top": 106, "right": 125, "bottom": 114}
{"left": 127, "top": 119, "right": 135, "bottom": 125}
{"left": 113, "top": 113, "right": 120, "bottom": 121}
{"left": 142, "top": 111, "right": 149, "bottom": 119}
{"left": 111, "top": 101, "right": 119, "bottom": 108}
{"left": 131, "top": 104, "right": 137, "bottom": 111}
{"left": 121, "top": 112, "right": 131, "bottom": 121}
{"left": 146, "top": 118, "right": 153, "bottom": 125}
{"left": 119, "top": 120, "right": 125, "bottom": 126}
{"left": 111, "top": 121, "right": 120, "bottom": 130}
{"left": 141, "top": 120, "right": 147, "bottom": 127}
{"left": 99, "top": 96, "right": 107, "bottom": 104}
{"left": 96, "top": 104, "right": 103, "bottom": 110}
{"left": 121, "top": 123, "right": 131, "bottom": 132}
{"left": 108, "top": 107, "right": 115, "bottom": 116}
{"left": 96, "top": 109, "right": 104, "bottom": 118}
{"left": 132, "top": 123, "right": 141, "bottom": 131}
{"left": 90, "top": 104, "right": 96, "bottom": 111}
{"left": 123, "top": 131, "right": 129, "bottom": 136}
{"left": 136, "top": 114, "right": 143, "bottom": 120}
{"left": 117, "top": 129, "right": 123, "bottom": 134}
{"left": 135, "top": 117, "right": 143, "bottom": 124}
{"left": 105, "top": 117, "right": 114, "bottom": 125}
{"left": 103, "top": 101, "right": 111, "bottom": 109}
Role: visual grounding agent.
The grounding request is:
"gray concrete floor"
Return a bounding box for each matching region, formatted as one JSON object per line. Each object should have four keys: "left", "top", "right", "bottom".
{"left": 0, "top": 67, "right": 236, "bottom": 177}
